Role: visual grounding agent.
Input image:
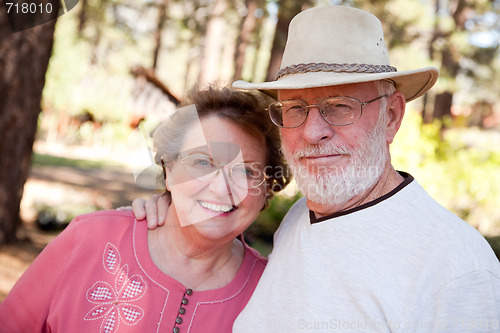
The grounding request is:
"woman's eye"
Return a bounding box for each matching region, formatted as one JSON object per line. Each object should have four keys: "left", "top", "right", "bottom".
{"left": 236, "top": 165, "right": 261, "bottom": 178}
{"left": 233, "top": 166, "right": 248, "bottom": 175}
{"left": 192, "top": 158, "right": 214, "bottom": 168}
{"left": 243, "top": 167, "right": 254, "bottom": 176}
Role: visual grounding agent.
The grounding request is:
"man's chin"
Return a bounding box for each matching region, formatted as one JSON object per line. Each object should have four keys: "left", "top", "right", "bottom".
{"left": 300, "top": 186, "right": 355, "bottom": 208}
{"left": 294, "top": 169, "right": 382, "bottom": 207}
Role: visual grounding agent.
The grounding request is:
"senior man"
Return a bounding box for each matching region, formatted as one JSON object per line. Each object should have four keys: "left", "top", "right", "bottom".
{"left": 134, "top": 5, "right": 500, "bottom": 332}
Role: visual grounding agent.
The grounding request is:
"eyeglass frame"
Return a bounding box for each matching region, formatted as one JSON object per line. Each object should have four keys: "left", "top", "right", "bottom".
{"left": 161, "top": 154, "right": 270, "bottom": 189}
{"left": 267, "top": 95, "right": 389, "bottom": 128}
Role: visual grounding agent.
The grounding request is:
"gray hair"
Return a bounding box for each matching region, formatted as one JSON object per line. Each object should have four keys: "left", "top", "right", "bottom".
{"left": 153, "top": 85, "right": 292, "bottom": 201}
{"left": 376, "top": 80, "right": 396, "bottom": 114}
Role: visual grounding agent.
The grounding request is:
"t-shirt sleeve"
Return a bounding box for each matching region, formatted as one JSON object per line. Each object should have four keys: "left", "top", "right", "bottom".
{"left": 0, "top": 218, "right": 80, "bottom": 332}
{"left": 403, "top": 270, "right": 500, "bottom": 333}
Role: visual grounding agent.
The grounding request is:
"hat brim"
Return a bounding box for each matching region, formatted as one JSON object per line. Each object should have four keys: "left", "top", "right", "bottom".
{"left": 233, "top": 67, "right": 438, "bottom": 102}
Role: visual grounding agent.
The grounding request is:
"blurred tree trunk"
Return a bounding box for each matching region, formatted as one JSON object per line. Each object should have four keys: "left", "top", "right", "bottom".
{"left": 0, "top": 10, "right": 58, "bottom": 244}
{"left": 265, "top": 0, "right": 312, "bottom": 82}
{"left": 233, "top": 0, "right": 259, "bottom": 80}
{"left": 249, "top": 12, "right": 267, "bottom": 82}
{"left": 220, "top": 30, "right": 236, "bottom": 82}
{"left": 198, "top": 0, "right": 227, "bottom": 84}
{"left": 250, "top": 38, "right": 263, "bottom": 82}
{"left": 152, "top": 0, "right": 169, "bottom": 71}
{"left": 183, "top": 48, "right": 198, "bottom": 93}
{"left": 78, "top": 0, "right": 88, "bottom": 34}
{"left": 428, "top": 0, "right": 466, "bottom": 123}
{"left": 432, "top": 92, "right": 453, "bottom": 121}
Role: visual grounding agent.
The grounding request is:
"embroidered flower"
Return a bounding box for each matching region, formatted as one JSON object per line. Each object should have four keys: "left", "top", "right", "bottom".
{"left": 84, "top": 243, "right": 146, "bottom": 333}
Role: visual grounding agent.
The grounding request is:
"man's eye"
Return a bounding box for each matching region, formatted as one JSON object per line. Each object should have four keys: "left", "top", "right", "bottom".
{"left": 284, "top": 104, "right": 305, "bottom": 116}
{"left": 335, "top": 104, "right": 352, "bottom": 111}
{"left": 324, "top": 103, "right": 353, "bottom": 116}
{"left": 289, "top": 104, "right": 305, "bottom": 111}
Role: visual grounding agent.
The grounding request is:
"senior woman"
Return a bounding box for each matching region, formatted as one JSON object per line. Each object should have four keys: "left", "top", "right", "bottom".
{"left": 0, "top": 86, "right": 290, "bottom": 332}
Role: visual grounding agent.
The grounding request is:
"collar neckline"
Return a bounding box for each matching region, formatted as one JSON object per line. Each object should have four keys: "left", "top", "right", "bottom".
{"left": 309, "top": 171, "right": 414, "bottom": 224}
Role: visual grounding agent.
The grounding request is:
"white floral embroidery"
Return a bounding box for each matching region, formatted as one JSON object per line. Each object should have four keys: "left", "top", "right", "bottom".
{"left": 84, "top": 243, "right": 146, "bottom": 333}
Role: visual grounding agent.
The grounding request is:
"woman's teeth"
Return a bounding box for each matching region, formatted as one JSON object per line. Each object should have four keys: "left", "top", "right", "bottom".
{"left": 199, "top": 201, "right": 235, "bottom": 213}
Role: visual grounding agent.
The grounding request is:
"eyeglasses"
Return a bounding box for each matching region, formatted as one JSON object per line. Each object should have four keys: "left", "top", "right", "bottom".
{"left": 267, "top": 95, "right": 389, "bottom": 128}
{"left": 176, "top": 154, "right": 268, "bottom": 189}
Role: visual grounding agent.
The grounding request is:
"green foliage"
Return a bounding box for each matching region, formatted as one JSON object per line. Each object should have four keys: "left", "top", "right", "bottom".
{"left": 41, "top": 6, "right": 155, "bottom": 142}
{"left": 392, "top": 110, "right": 500, "bottom": 236}
{"left": 42, "top": 14, "right": 92, "bottom": 115}
{"left": 484, "top": 235, "right": 500, "bottom": 261}
{"left": 35, "top": 203, "right": 100, "bottom": 230}
{"left": 247, "top": 190, "right": 302, "bottom": 244}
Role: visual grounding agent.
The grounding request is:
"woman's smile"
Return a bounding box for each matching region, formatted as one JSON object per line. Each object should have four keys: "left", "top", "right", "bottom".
{"left": 198, "top": 200, "right": 238, "bottom": 214}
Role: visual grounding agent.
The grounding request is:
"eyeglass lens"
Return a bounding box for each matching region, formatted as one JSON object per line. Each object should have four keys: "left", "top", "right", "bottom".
{"left": 181, "top": 154, "right": 266, "bottom": 189}
{"left": 269, "top": 97, "right": 363, "bottom": 128}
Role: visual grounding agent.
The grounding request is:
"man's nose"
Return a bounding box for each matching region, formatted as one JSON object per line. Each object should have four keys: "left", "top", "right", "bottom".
{"left": 301, "top": 107, "right": 335, "bottom": 144}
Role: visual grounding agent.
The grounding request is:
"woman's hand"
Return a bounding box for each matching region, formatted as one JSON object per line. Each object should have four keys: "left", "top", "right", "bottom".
{"left": 131, "top": 193, "right": 171, "bottom": 229}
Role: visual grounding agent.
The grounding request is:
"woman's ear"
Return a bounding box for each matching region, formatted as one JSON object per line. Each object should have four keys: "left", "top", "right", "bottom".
{"left": 265, "top": 181, "right": 273, "bottom": 198}
{"left": 260, "top": 180, "right": 273, "bottom": 211}
{"left": 164, "top": 168, "right": 173, "bottom": 192}
{"left": 161, "top": 159, "right": 173, "bottom": 192}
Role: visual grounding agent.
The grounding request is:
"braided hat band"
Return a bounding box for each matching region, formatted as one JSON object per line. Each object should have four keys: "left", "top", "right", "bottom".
{"left": 233, "top": 6, "right": 438, "bottom": 102}
{"left": 275, "top": 63, "right": 398, "bottom": 81}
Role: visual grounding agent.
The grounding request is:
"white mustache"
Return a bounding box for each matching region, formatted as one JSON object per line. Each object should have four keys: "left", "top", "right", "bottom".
{"left": 292, "top": 144, "right": 351, "bottom": 159}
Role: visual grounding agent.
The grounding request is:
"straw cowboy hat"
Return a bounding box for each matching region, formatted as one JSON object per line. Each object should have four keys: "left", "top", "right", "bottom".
{"left": 233, "top": 6, "right": 439, "bottom": 102}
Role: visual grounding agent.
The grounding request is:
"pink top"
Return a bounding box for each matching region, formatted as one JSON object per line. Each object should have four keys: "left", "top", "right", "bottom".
{"left": 0, "top": 210, "right": 267, "bottom": 333}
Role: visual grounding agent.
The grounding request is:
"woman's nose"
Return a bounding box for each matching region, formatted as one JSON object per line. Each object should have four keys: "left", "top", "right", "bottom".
{"left": 208, "top": 168, "right": 237, "bottom": 204}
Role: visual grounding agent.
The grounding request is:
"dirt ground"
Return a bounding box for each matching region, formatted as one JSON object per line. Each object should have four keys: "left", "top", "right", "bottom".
{"left": 0, "top": 143, "right": 155, "bottom": 301}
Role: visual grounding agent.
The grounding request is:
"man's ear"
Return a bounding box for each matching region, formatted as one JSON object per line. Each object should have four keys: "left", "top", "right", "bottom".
{"left": 385, "top": 92, "right": 406, "bottom": 144}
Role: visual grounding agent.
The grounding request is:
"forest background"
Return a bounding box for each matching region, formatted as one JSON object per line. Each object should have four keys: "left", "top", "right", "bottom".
{"left": 1, "top": 0, "right": 500, "bottom": 299}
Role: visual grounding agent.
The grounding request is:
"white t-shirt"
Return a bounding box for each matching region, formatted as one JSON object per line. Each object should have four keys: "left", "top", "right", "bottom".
{"left": 234, "top": 174, "right": 500, "bottom": 332}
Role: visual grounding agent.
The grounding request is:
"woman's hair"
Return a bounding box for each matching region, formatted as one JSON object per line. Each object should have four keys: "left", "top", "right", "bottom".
{"left": 153, "top": 85, "right": 291, "bottom": 203}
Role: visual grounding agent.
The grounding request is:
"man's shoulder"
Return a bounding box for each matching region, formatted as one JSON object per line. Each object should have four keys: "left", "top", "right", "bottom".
{"left": 397, "top": 180, "right": 499, "bottom": 270}
{"left": 272, "top": 197, "right": 308, "bottom": 243}
{"left": 289, "top": 196, "right": 307, "bottom": 212}
{"left": 403, "top": 180, "right": 477, "bottom": 230}
{"left": 282, "top": 197, "right": 308, "bottom": 222}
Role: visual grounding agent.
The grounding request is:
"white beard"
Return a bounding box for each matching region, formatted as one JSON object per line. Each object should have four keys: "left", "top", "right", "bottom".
{"left": 281, "top": 112, "right": 388, "bottom": 207}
